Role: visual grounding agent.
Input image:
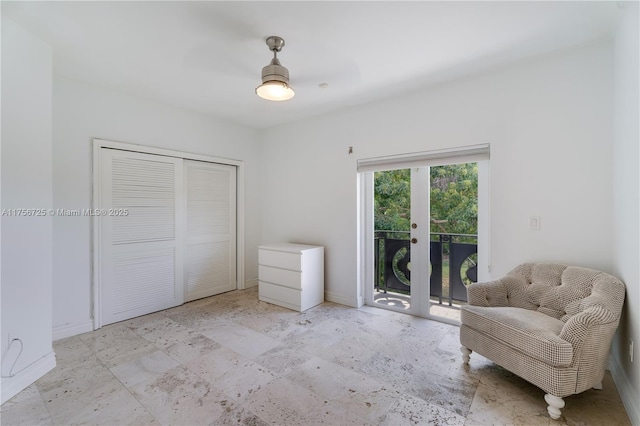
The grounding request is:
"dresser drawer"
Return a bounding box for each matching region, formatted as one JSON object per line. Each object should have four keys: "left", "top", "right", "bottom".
{"left": 258, "top": 265, "right": 302, "bottom": 289}
{"left": 259, "top": 249, "right": 302, "bottom": 271}
{"left": 259, "top": 281, "right": 301, "bottom": 311}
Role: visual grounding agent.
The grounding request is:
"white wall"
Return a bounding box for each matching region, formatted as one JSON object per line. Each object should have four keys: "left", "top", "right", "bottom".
{"left": 260, "top": 41, "right": 614, "bottom": 308}
{"left": 1, "top": 17, "right": 55, "bottom": 404}
{"left": 52, "top": 76, "right": 262, "bottom": 339}
{"left": 611, "top": 3, "right": 640, "bottom": 424}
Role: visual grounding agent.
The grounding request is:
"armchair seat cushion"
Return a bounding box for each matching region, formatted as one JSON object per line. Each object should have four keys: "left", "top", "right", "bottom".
{"left": 461, "top": 305, "right": 573, "bottom": 367}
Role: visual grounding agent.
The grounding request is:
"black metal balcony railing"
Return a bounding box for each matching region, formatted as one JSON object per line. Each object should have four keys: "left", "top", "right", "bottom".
{"left": 374, "top": 231, "right": 478, "bottom": 306}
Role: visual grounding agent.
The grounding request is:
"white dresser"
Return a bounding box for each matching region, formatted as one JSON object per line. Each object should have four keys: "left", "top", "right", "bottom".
{"left": 258, "top": 243, "right": 324, "bottom": 312}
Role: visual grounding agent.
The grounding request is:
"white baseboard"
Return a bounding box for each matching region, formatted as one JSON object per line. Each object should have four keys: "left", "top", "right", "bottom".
{"left": 325, "top": 291, "right": 359, "bottom": 308}
{"left": 53, "top": 320, "right": 94, "bottom": 341}
{"left": 609, "top": 353, "right": 640, "bottom": 425}
{"left": 1, "top": 351, "right": 56, "bottom": 404}
{"left": 244, "top": 278, "right": 258, "bottom": 289}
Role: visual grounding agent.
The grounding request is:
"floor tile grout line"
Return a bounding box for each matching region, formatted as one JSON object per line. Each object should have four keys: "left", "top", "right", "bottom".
{"left": 192, "top": 302, "right": 302, "bottom": 425}
{"left": 33, "top": 382, "right": 55, "bottom": 425}
{"left": 111, "top": 327, "right": 196, "bottom": 426}
{"left": 111, "top": 365, "right": 163, "bottom": 426}
{"left": 39, "top": 336, "right": 95, "bottom": 425}
{"left": 142, "top": 301, "right": 291, "bottom": 420}
{"left": 179, "top": 304, "right": 293, "bottom": 426}
{"left": 80, "top": 330, "right": 165, "bottom": 426}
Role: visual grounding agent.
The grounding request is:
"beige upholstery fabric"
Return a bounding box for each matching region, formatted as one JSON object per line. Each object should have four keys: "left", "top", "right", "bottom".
{"left": 460, "top": 263, "right": 625, "bottom": 398}
{"left": 461, "top": 306, "right": 571, "bottom": 367}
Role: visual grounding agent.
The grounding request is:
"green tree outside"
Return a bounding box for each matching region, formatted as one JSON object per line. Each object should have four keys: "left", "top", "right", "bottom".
{"left": 373, "top": 169, "right": 411, "bottom": 232}
{"left": 374, "top": 163, "right": 478, "bottom": 235}
{"left": 430, "top": 163, "right": 478, "bottom": 236}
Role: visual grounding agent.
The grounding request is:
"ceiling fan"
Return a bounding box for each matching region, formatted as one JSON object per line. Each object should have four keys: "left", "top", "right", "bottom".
{"left": 179, "top": 5, "right": 361, "bottom": 101}
{"left": 255, "top": 36, "right": 295, "bottom": 101}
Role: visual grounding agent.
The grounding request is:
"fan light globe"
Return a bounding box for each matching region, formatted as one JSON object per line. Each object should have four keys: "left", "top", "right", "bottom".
{"left": 256, "top": 36, "right": 294, "bottom": 101}
{"left": 256, "top": 81, "right": 295, "bottom": 101}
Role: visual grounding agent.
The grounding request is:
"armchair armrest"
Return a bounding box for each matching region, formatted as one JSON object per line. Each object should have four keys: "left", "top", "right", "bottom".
{"left": 467, "top": 275, "right": 526, "bottom": 307}
{"left": 559, "top": 305, "right": 618, "bottom": 346}
{"left": 560, "top": 305, "right": 620, "bottom": 377}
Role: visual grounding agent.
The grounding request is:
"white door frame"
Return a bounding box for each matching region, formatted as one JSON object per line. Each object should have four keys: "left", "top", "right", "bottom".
{"left": 92, "top": 138, "right": 246, "bottom": 329}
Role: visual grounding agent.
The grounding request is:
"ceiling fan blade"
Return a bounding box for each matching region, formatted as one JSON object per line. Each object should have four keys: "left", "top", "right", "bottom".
{"left": 182, "top": 42, "right": 257, "bottom": 78}
{"left": 293, "top": 58, "right": 362, "bottom": 89}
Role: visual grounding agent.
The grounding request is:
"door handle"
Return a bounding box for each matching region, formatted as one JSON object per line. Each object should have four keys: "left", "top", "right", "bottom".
{"left": 411, "top": 238, "right": 417, "bottom": 244}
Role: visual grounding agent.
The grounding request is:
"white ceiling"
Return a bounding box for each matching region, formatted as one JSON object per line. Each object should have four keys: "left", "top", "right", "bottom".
{"left": 2, "top": 1, "right": 619, "bottom": 129}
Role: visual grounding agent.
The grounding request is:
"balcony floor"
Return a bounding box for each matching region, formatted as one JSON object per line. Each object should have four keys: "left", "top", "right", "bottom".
{"left": 373, "top": 289, "right": 462, "bottom": 322}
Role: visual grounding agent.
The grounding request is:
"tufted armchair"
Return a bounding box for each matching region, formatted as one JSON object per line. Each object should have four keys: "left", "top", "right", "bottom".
{"left": 459, "top": 263, "right": 626, "bottom": 419}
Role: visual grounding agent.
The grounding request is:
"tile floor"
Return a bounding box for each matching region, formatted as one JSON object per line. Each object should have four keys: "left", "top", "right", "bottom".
{"left": 1, "top": 287, "right": 631, "bottom": 426}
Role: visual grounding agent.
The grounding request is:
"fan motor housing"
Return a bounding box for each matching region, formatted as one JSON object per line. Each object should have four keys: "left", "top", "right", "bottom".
{"left": 261, "top": 58, "right": 289, "bottom": 84}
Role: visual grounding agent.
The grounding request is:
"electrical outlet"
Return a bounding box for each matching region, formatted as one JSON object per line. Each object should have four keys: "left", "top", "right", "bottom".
{"left": 630, "top": 339, "right": 634, "bottom": 363}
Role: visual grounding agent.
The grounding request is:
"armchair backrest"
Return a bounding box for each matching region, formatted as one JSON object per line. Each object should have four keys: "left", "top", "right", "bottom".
{"left": 506, "top": 263, "right": 626, "bottom": 323}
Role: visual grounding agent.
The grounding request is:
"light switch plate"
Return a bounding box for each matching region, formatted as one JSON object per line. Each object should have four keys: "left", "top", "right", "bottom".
{"left": 529, "top": 216, "right": 541, "bottom": 230}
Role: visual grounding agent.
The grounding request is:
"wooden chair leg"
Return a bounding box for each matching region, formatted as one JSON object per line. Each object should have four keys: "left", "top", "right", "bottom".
{"left": 544, "top": 394, "right": 565, "bottom": 420}
{"left": 460, "top": 345, "right": 471, "bottom": 364}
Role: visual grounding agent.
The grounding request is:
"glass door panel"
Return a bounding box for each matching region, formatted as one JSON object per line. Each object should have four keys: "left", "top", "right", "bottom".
{"left": 372, "top": 169, "right": 413, "bottom": 312}
{"left": 427, "top": 163, "right": 479, "bottom": 323}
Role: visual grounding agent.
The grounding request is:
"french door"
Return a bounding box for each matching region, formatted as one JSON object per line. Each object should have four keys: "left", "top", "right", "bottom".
{"left": 367, "top": 167, "right": 431, "bottom": 317}
{"left": 360, "top": 146, "right": 489, "bottom": 323}
{"left": 97, "top": 148, "right": 236, "bottom": 326}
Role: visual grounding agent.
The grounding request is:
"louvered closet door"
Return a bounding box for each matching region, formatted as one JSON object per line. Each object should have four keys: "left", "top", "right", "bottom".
{"left": 184, "top": 160, "right": 236, "bottom": 302}
{"left": 100, "top": 149, "right": 184, "bottom": 325}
